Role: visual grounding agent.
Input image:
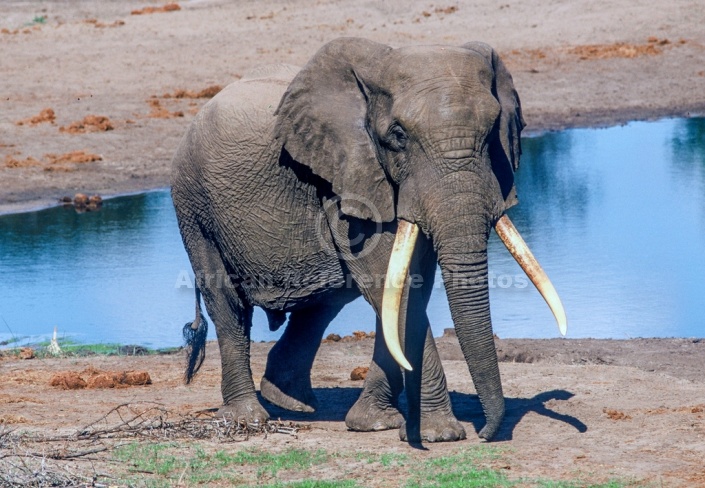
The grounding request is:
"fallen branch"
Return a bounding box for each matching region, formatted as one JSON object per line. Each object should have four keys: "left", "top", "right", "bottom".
{"left": 0, "top": 402, "right": 308, "bottom": 486}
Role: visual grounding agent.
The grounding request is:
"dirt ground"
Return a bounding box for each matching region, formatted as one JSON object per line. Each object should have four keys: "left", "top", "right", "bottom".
{"left": 2, "top": 0, "right": 705, "bottom": 486}
{"left": 2, "top": 336, "right": 705, "bottom": 486}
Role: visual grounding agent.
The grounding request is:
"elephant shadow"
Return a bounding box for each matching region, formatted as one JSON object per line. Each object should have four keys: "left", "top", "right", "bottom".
{"left": 259, "top": 387, "right": 587, "bottom": 441}
{"left": 258, "top": 387, "right": 364, "bottom": 422}
{"left": 448, "top": 389, "right": 588, "bottom": 441}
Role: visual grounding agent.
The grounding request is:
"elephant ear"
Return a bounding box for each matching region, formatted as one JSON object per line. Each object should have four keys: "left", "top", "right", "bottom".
{"left": 274, "top": 38, "right": 396, "bottom": 222}
{"left": 462, "top": 42, "right": 525, "bottom": 210}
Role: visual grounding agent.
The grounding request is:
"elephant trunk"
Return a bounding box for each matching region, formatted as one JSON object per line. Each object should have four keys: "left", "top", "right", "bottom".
{"left": 381, "top": 167, "right": 567, "bottom": 440}
{"left": 431, "top": 199, "right": 504, "bottom": 440}
{"left": 383, "top": 175, "right": 506, "bottom": 439}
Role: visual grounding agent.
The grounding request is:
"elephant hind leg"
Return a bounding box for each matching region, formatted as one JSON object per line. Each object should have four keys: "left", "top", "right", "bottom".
{"left": 178, "top": 216, "right": 269, "bottom": 425}
{"left": 261, "top": 291, "right": 357, "bottom": 413}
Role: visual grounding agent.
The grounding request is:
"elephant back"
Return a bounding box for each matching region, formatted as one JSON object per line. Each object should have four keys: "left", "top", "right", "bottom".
{"left": 241, "top": 63, "right": 300, "bottom": 82}
{"left": 178, "top": 66, "right": 298, "bottom": 183}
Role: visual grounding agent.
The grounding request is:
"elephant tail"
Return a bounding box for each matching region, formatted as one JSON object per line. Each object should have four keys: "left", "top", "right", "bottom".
{"left": 183, "top": 285, "right": 208, "bottom": 384}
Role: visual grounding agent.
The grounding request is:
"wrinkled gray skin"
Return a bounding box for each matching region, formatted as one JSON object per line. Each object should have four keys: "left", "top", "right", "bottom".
{"left": 172, "top": 37, "right": 524, "bottom": 442}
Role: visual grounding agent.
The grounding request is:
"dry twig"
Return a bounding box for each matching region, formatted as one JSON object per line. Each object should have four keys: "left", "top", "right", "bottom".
{"left": 0, "top": 402, "right": 307, "bottom": 487}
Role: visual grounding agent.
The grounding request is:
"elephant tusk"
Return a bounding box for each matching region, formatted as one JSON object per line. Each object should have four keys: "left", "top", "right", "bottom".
{"left": 494, "top": 214, "right": 568, "bottom": 336}
{"left": 381, "top": 220, "right": 419, "bottom": 371}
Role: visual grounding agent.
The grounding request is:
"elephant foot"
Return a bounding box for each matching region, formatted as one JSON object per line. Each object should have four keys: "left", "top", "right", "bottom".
{"left": 399, "top": 413, "right": 466, "bottom": 443}
{"left": 217, "top": 398, "right": 270, "bottom": 426}
{"left": 260, "top": 376, "right": 317, "bottom": 413}
{"left": 345, "top": 396, "right": 404, "bottom": 432}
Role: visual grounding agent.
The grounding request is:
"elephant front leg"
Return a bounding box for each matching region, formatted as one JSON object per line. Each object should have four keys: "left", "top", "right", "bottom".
{"left": 399, "top": 323, "right": 466, "bottom": 443}
{"left": 345, "top": 317, "right": 405, "bottom": 431}
{"left": 391, "top": 235, "right": 464, "bottom": 442}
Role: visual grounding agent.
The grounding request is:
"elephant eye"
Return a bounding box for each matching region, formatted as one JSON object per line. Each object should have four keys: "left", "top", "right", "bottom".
{"left": 385, "top": 124, "right": 408, "bottom": 151}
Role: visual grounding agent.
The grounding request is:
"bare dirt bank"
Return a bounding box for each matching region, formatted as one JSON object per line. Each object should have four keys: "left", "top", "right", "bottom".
{"left": 2, "top": 0, "right": 705, "bottom": 214}
{"left": 2, "top": 336, "right": 705, "bottom": 486}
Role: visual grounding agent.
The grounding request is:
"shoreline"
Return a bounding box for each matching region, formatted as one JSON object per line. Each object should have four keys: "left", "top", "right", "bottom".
{"left": 4, "top": 334, "right": 703, "bottom": 351}
{"left": 4, "top": 108, "right": 703, "bottom": 217}
{"left": 0, "top": 186, "right": 171, "bottom": 217}
{"left": 3, "top": 0, "right": 705, "bottom": 219}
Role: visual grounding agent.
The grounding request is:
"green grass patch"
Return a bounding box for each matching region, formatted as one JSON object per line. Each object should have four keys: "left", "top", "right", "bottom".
{"left": 216, "top": 447, "right": 330, "bottom": 477}
{"left": 108, "top": 441, "right": 637, "bottom": 488}
{"left": 6, "top": 338, "right": 180, "bottom": 358}
{"left": 112, "top": 443, "right": 338, "bottom": 487}
{"left": 114, "top": 442, "right": 183, "bottom": 477}
{"left": 404, "top": 447, "right": 512, "bottom": 488}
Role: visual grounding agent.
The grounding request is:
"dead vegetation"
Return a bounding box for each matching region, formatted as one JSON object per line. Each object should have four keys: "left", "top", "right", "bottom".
{"left": 3, "top": 155, "right": 41, "bottom": 169}
{"left": 146, "top": 99, "right": 184, "bottom": 119}
{"left": 322, "top": 330, "right": 375, "bottom": 343}
{"left": 350, "top": 366, "right": 368, "bottom": 381}
{"left": 4, "top": 151, "right": 102, "bottom": 171}
{"left": 49, "top": 368, "right": 152, "bottom": 390}
{"left": 0, "top": 402, "right": 303, "bottom": 487}
{"left": 161, "top": 85, "right": 222, "bottom": 99}
{"left": 18, "top": 349, "right": 34, "bottom": 360}
{"left": 503, "top": 37, "right": 687, "bottom": 73}
{"left": 82, "top": 18, "right": 125, "bottom": 28}
{"left": 1, "top": 26, "right": 41, "bottom": 35}
{"left": 45, "top": 151, "right": 102, "bottom": 165}
{"left": 59, "top": 115, "right": 114, "bottom": 134}
{"left": 603, "top": 408, "right": 632, "bottom": 421}
{"left": 568, "top": 38, "right": 675, "bottom": 60}
{"left": 414, "top": 5, "right": 459, "bottom": 22}
{"left": 131, "top": 3, "right": 181, "bottom": 15}
{"left": 15, "top": 108, "right": 56, "bottom": 126}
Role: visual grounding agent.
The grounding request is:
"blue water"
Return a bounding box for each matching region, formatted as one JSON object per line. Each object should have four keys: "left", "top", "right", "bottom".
{"left": 1, "top": 117, "right": 703, "bottom": 347}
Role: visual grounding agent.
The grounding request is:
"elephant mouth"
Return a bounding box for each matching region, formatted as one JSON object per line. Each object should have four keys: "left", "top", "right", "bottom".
{"left": 382, "top": 215, "right": 567, "bottom": 370}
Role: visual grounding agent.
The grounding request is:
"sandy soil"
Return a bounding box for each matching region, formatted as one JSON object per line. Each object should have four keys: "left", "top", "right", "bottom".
{"left": 1, "top": 0, "right": 705, "bottom": 214}
{"left": 2, "top": 336, "right": 705, "bottom": 486}
{"left": 2, "top": 1, "right": 705, "bottom": 486}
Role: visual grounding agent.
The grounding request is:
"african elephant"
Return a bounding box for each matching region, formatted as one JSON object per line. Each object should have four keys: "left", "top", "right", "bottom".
{"left": 172, "top": 37, "right": 566, "bottom": 442}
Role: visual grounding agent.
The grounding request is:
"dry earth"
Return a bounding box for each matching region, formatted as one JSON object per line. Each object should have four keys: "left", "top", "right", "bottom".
{"left": 2, "top": 0, "right": 705, "bottom": 486}
{"left": 2, "top": 336, "right": 705, "bottom": 486}
{"left": 1, "top": 0, "right": 705, "bottom": 213}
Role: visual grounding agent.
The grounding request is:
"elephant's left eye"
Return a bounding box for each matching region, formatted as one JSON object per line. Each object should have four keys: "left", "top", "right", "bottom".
{"left": 385, "top": 124, "right": 408, "bottom": 152}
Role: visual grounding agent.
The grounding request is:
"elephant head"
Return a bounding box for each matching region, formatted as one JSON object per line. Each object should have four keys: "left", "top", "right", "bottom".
{"left": 274, "top": 38, "right": 565, "bottom": 440}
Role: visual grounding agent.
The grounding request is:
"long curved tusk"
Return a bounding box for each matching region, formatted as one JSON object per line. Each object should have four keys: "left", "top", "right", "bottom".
{"left": 494, "top": 215, "right": 568, "bottom": 336}
{"left": 382, "top": 220, "right": 419, "bottom": 371}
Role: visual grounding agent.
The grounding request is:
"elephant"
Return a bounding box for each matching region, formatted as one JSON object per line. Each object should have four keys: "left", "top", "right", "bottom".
{"left": 171, "top": 37, "right": 566, "bottom": 442}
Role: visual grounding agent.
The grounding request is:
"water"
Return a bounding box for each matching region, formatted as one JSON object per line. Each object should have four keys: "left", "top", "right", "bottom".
{"left": 1, "top": 117, "right": 703, "bottom": 347}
